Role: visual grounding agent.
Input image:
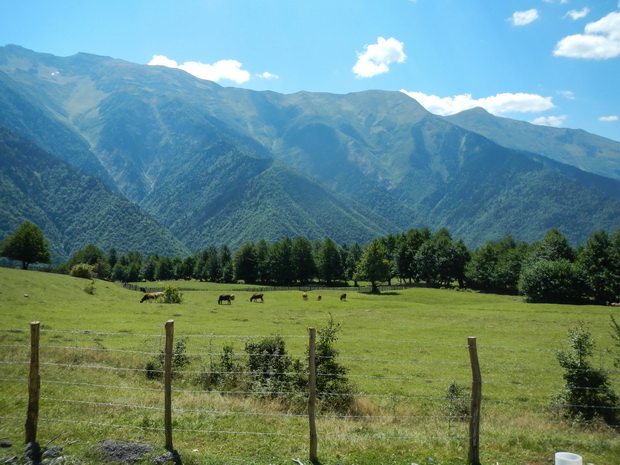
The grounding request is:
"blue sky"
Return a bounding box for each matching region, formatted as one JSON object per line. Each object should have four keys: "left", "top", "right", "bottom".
{"left": 1, "top": 0, "right": 620, "bottom": 142}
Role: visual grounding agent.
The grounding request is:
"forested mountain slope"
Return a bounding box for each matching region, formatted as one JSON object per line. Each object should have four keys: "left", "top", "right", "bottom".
{"left": 1, "top": 44, "right": 619, "bottom": 255}
{"left": 0, "top": 127, "right": 188, "bottom": 260}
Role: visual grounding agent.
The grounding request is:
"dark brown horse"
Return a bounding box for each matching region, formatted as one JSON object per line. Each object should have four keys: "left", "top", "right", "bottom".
{"left": 140, "top": 292, "right": 164, "bottom": 303}
{"left": 340, "top": 293, "right": 347, "bottom": 301}
{"left": 250, "top": 293, "right": 264, "bottom": 302}
{"left": 218, "top": 294, "right": 235, "bottom": 305}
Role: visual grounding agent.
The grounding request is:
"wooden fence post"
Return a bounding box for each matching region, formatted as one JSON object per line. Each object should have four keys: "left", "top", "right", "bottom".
{"left": 467, "top": 336, "right": 481, "bottom": 465}
{"left": 164, "top": 320, "right": 174, "bottom": 451}
{"left": 308, "top": 327, "right": 318, "bottom": 464}
{"left": 25, "top": 321, "right": 40, "bottom": 445}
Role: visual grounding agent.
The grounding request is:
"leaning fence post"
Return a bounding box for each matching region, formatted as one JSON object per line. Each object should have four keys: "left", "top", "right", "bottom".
{"left": 164, "top": 320, "right": 174, "bottom": 451}
{"left": 25, "top": 321, "right": 40, "bottom": 445}
{"left": 308, "top": 327, "right": 318, "bottom": 463}
{"left": 467, "top": 336, "right": 482, "bottom": 465}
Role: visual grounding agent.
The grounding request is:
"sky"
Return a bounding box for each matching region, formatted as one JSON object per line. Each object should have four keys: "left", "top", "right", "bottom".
{"left": 1, "top": 0, "right": 620, "bottom": 142}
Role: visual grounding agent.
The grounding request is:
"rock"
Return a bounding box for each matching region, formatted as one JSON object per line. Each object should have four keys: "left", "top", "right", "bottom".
{"left": 43, "top": 446, "right": 63, "bottom": 458}
{"left": 99, "top": 440, "right": 155, "bottom": 464}
{"left": 151, "top": 451, "right": 175, "bottom": 464}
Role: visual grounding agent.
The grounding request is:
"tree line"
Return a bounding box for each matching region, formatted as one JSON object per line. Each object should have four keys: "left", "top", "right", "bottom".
{"left": 2, "top": 221, "right": 620, "bottom": 305}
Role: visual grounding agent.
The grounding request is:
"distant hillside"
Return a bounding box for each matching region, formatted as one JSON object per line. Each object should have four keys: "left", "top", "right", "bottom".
{"left": 1, "top": 44, "right": 619, "bottom": 253}
{"left": 0, "top": 127, "right": 188, "bottom": 261}
{"left": 446, "top": 107, "right": 620, "bottom": 181}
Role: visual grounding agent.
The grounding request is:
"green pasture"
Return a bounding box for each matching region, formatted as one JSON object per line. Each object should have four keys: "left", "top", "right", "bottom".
{"left": 1, "top": 267, "right": 619, "bottom": 465}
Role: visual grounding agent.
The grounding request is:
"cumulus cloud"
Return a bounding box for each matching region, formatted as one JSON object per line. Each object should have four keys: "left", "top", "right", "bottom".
{"left": 149, "top": 55, "right": 251, "bottom": 83}
{"left": 599, "top": 115, "right": 619, "bottom": 122}
{"left": 565, "top": 8, "right": 590, "bottom": 21}
{"left": 530, "top": 115, "right": 568, "bottom": 127}
{"left": 353, "top": 37, "right": 407, "bottom": 78}
{"left": 399, "top": 90, "right": 555, "bottom": 116}
{"left": 554, "top": 11, "right": 620, "bottom": 59}
{"left": 509, "top": 9, "right": 540, "bottom": 26}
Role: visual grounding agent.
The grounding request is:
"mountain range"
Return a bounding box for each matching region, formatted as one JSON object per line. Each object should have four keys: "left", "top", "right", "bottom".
{"left": 1, "top": 44, "right": 619, "bottom": 262}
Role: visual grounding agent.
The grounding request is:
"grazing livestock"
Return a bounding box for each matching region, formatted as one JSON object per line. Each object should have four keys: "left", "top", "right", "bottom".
{"left": 317, "top": 295, "right": 322, "bottom": 301}
{"left": 611, "top": 302, "right": 620, "bottom": 307}
{"left": 340, "top": 293, "right": 347, "bottom": 301}
{"left": 250, "top": 293, "right": 264, "bottom": 303}
{"left": 140, "top": 292, "right": 164, "bottom": 303}
{"left": 218, "top": 294, "right": 235, "bottom": 305}
{"left": 302, "top": 293, "right": 308, "bottom": 301}
{"left": 139, "top": 287, "right": 147, "bottom": 293}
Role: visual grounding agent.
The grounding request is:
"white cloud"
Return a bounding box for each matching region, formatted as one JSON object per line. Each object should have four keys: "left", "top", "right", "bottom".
{"left": 257, "top": 72, "right": 279, "bottom": 80}
{"left": 399, "top": 90, "right": 555, "bottom": 116}
{"left": 565, "top": 8, "right": 590, "bottom": 21}
{"left": 599, "top": 115, "right": 619, "bottom": 122}
{"left": 148, "top": 55, "right": 251, "bottom": 83}
{"left": 530, "top": 115, "right": 568, "bottom": 127}
{"left": 509, "top": 9, "right": 540, "bottom": 26}
{"left": 554, "top": 11, "right": 620, "bottom": 59}
{"left": 558, "top": 90, "right": 576, "bottom": 100}
{"left": 353, "top": 37, "right": 407, "bottom": 78}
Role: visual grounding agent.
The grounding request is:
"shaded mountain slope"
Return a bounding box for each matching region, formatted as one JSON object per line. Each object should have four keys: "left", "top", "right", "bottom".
{"left": 0, "top": 127, "right": 188, "bottom": 261}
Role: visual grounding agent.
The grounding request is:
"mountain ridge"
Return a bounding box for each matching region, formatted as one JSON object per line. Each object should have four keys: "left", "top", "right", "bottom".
{"left": 0, "top": 45, "right": 619, "bottom": 259}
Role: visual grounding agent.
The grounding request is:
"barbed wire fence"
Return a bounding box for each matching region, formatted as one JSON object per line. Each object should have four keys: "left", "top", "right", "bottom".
{"left": 1, "top": 321, "right": 619, "bottom": 464}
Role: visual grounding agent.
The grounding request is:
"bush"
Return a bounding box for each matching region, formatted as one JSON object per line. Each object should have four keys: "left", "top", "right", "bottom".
{"left": 70, "top": 263, "right": 94, "bottom": 279}
{"left": 313, "top": 315, "right": 357, "bottom": 412}
{"left": 518, "top": 259, "right": 587, "bottom": 304}
{"left": 554, "top": 324, "right": 618, "bottom": 426}
{"left": 163, "top": 285, "right": 183, "bottom": 304}
{"left": 197, "top": 344, "right": 244, "bottom": 390}
{"left": 245, "top": 335, "right": 302, "bottom": 397}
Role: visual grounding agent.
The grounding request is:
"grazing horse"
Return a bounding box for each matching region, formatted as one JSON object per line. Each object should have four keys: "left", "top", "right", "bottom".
{"left": 340, "top": 293, "right": 347, "bottom": 301}
{"left": 611, "top": 302, "right": 620, "bottom": 307}
{"left": 302, "top": 293, "right": 308, "bottom": 301}
{"left": 218, "top": 294, "right": 235, "bottom": 305}
{"left": 140, "top": 291, "right": 164, "bottom": 303}
{"left": 250, "top": 293, "right": 264, "bottom": 302}
{"left": 317, "top": 295, "right": 322, "bottom": 301}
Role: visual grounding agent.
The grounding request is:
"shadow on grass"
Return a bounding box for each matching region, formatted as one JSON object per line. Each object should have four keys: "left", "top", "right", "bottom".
{"left": 359, "top": 291, "right": 401, "bottom": 296}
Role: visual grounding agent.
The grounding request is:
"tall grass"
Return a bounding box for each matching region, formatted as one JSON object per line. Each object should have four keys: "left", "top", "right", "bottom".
{"left": 1, "top": 267, "right": 618, "bottom": 464}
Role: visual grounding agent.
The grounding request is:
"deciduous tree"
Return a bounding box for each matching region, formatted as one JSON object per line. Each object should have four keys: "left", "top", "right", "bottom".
{"left": 0, "top": 222, "right": 51, "bottom": 270}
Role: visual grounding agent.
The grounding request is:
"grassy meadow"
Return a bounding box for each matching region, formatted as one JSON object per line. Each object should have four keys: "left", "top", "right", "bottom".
{"left": 0, "top": 267, "right": 619, "bottom": 465}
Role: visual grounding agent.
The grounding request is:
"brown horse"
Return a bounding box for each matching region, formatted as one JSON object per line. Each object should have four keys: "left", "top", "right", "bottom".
{"left": 218, "top": 294, "right": 235, "bottom": 305}
{"left": 250, "top": 293, "right": 264, "bottom": 302}
{"left": 302, "top": 293, "right": 308, "bottom": 301}
{"left": 340, "top": 293, "right": 347, "bottom": 301}
{"left": 140, "top": 292, "right": 164, "bottom": 303}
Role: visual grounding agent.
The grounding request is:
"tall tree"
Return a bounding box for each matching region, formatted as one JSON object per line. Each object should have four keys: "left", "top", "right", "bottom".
{"left": 0, "top": 222, "right": 51, "bottom": 270}
{"left": 234, "top": 242, "right": 258, "bottom": 283}
{"left": 219, "top": 245, "right": 233, "bottom": 283}
{"left": 292, "top": 236, "right": 316, "bottom": 283}
{"left": 355, "top": 238, "right": 391, "bottom": 293}
{"left": 269, "top": 237, "right": 294, "bottom": 285}
{"left": 317, "top": 238, "right": 343, "bottom": 284}
{"left": 344, "top": 242, "right": 363, "bottom": 286}
{"left": 579, "top": 230, "right": 619, "bottom": 304}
